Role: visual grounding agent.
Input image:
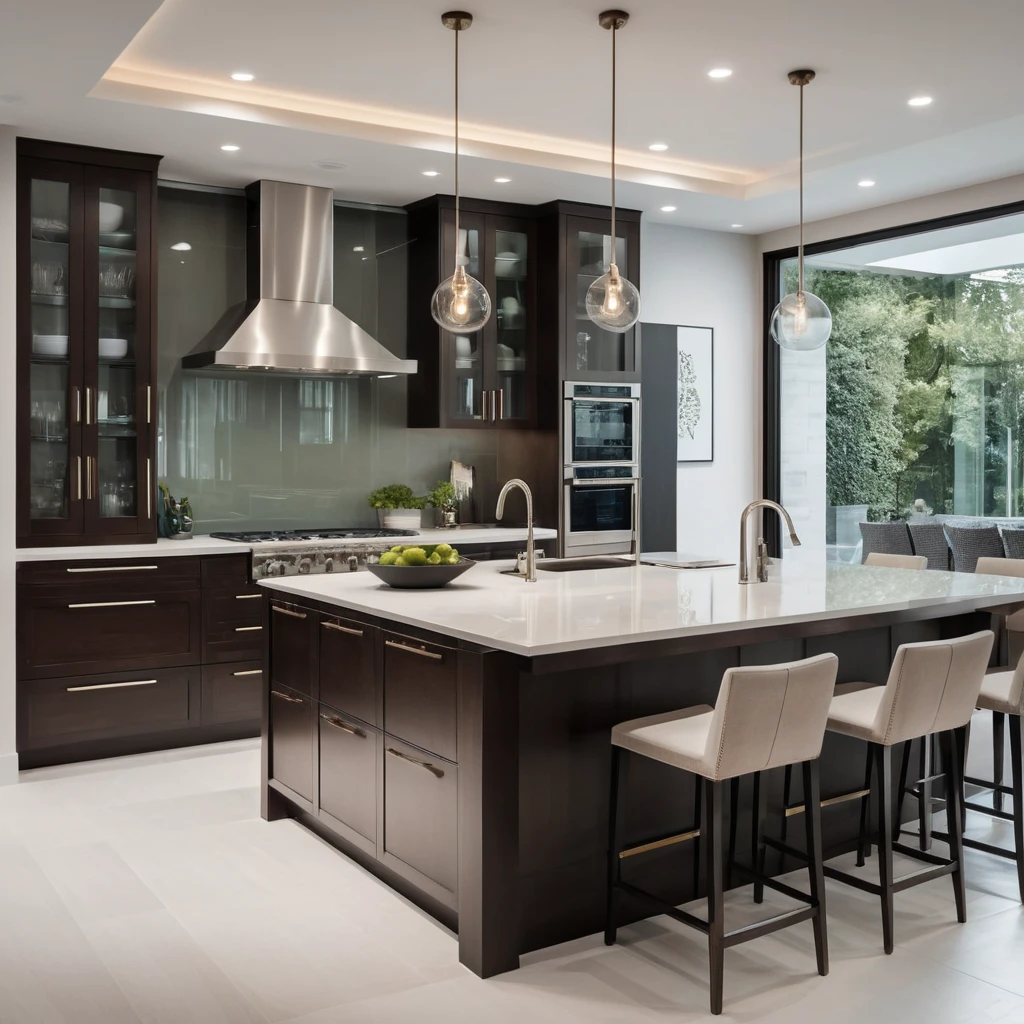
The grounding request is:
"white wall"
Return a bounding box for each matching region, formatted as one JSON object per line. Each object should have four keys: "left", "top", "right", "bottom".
{"left": 641, "top": 222, "right": 761, "bottom": 558}
{"left": 0, "top": 126, "right": 17, "bottom": 784}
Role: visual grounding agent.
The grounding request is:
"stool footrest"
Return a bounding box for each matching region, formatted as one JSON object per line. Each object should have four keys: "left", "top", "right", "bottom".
{"left": 934, "top": 830, "right": 1020, "bottom": 861}
{"left": 964, "top": 775, "right": 1014, "bottom": 797}
{"left": 722, "top": 906, "right": 818, "bottom": 949}
{"left": 762, "top": 835, "right": 811, "bottom": 865}
{"left": 619, "top": 825, "right": 700, "bottom": 860}
{"left": 731, "top": 862, "right": 814, "bottom": 906}
{"left": 891, "top": 841, "right": 956, "bottom": 867}
{"left": 784, "top": 786, "right": 869, "bottom": 818}
{"left": 964, "top": 800, "right": 1016, "bottom": 822}
{"left": 616, "top": 880, "right": 709, "bottom": 936}
{"left": 825, "top": 857, "right": 955, "bottom": 896}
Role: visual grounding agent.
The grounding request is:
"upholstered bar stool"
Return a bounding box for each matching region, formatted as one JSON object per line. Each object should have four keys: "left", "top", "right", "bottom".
{"left": 824, "top": 631, "right": 994, "bottom": 953}
{"left": 605, "top": 653, "right": 839, "bottom": 1016}
{"left": 864, "top": 553, "right": 929, "bottom": 570}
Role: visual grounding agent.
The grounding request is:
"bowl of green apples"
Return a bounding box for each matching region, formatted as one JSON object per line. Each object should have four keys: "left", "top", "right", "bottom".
{"left": 366, "top": 543, "right": 475, "bottom": 589}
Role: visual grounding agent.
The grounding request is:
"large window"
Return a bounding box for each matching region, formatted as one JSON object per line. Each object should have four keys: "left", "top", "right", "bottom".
{"left": 774, "top": 209, "right": 1024, "bottom": 560}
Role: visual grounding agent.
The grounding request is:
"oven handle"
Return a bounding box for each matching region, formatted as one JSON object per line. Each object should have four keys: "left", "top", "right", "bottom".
{"left": 564, "top": 397, "right": 640, "bottom": 405}
{"left": 569, "top": 477, "right": 641, "bottom": 488}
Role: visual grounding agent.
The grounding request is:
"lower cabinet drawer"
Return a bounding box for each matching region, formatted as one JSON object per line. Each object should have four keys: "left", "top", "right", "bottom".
{"left": 19, "top": 668, "right": 195, "bottom": 749}
{"left": 383, "top": 734, "right": 458, "bottom": 897}
{"left": 383, "top": 634, "right": 458, "bottom": 762}
{"left": 318, "top": 705, "right": 377, "bottom": 850}
{"left": 201, "top": 662, "right": 263, "bottom": 726}
{"left": 202, "top": 584, "right": 264, "bottom": 664}
{"left": 269, "top": 685, "right": 314, "bottom": 804}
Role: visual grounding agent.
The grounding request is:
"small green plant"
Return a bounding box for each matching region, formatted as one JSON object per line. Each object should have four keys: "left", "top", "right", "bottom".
{"left": 367, "top": 484, "right": 426, "bottom": 510}
{"left": 427, "top": 480, "right": 457, "bottom": 512}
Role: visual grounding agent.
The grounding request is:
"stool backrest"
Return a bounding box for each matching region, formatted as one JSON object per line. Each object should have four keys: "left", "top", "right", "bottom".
{"left": 705, "top": 653, "right": 839, "bottom": 779}
{"left": 864, "top": 553, "right": 928, "bottom": 570}
{"left": 976, "top": 557, "right": 1024, "bottom": 630}
{"left": 872, "top": 630, "right": 993, "bottom": 745}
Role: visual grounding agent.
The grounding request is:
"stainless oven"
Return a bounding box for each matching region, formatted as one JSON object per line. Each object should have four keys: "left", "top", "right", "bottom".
{"left": 564, "top": 382, "right": 641, "bottom": 467}
{"left": 563, "top": 465, "right": 639, "bottom": 558}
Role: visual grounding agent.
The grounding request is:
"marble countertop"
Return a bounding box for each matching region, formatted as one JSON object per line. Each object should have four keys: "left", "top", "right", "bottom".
{"left": 15, "top": 527, "right": 556, "bottom": 562}
{"left": 258, "top": 558, "right": 1024, "bottom": 658}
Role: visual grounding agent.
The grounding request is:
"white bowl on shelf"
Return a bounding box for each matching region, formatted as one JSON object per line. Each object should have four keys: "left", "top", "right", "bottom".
{"left": 99, "top": 202, "right": 124, "bottom": 233}
{"left": 495, "top": 252, "right": 523, "bottom": 278}
{"left": 98, "top": 337, "right": 129, "bottom": 360}
{"left": 32, "top": 335, "right": 69, "bottom": 358}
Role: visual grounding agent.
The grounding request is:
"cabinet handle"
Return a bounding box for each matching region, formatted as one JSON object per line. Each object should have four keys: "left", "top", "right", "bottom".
{"left": 271, "top": 690, "right": 305, "bottom": 704}
{"left": 68, "top": 599, "right": 156, "bottom": 609}
{"left": 272, "top": 606, "right": 307, "bottom": 620}
{"left": 66, "top": 565, "right": 158, "bottom": 573}
{"left": 387, "top": 746, "right": 445, "bottom": 779}
{"left": 497, "top": 388, "right": 504, "bottom": 420}
{"left": 232, "top": 669, "right": 263, "bottom": 677}
{"left": 146, "top": 385, "right": 152, "bottom": 425}
{"left": 235, "top": 625, "right": 263, "bottom": 632}
{"left": 235, "top": 593, "right": 262, "bottom": 600}
{"left": 322, "top": 621, "right": 364, "bottom": 637}
{"left": 74, "top": 387, "right": 81, "bottom": 425}
{"left": 66, "top": 679, "right": 157, "bottom": 692}
{"left": 85, "top": 387, "right": 92, "bottom": 426}
{"left": 385, "top": 639, "right": 443, "bottom": 661}
{"left": 146, "top": 459, "right": 152, "bottom": 519}
{"left": 320, "top": 713, "right": 366, "bottom": 737}
{"left": 481, "top": 389, "right": 488, "bottom": 421}
{"left": 86, "top": 456, "right": 93, "bottom": 501}
{"left": 76, "top": 456, "right": 82, "bottom": 501}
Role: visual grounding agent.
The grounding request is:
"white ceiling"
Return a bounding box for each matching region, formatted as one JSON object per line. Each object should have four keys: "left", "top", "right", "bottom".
{"left": 5, "top": 0, "right": 1024, "bottom": 232}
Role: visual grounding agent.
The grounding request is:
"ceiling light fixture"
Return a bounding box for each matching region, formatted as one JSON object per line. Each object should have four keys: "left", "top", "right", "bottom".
{"left": 731, "top": 224, "right": 743, "bottom": 229}
{"left": 708, "top": 68, "right": 733, "bottom": 79}
{"left": 312, "top": 159, "right": 348, "bottom": 172}
{"left": 660, "top": 205, "right": 677, "bottom": 212}
{"left": 231, "top": 72, "right": 254, "bottom": 82}
{"left": 220, "top": 144, "right": 240, "bottom": 152}
{"left": 430, "top": 11, "right": 491, "bottom": 334}
{"left": 770, "top": 70, "right": 831, "bottom": 352}
{"left": 587, "top": 10, "right": 641, "bottom": 334}
{"left": 422, "top": 169, "right": 440, "bottom": 177}
{"left": 494, "top": 177, "right": 511, "bottom": 183}
{"left": 648, "top": 142, "right": 668, "bottom": 152}
{"left": 908, "top": 95, "right": 933, "bottom": 107}
{"left": 170, "top": 242, "right": 192, "bottom": 251}
{"left": 858, "top": 179, "right": 876, "bottom": 187}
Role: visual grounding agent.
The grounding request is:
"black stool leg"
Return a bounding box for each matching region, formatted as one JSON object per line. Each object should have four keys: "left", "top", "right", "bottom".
{"left": 781, "top": 763, "right": 793, "bottom": 851}
{"left": 856, "top": 747, "right": 873, "bottom": 867}
{"left": 1011, "top": 714, "right": 1024, "bottom": 905}
{"left": 919, "top": 735, "right": 933, "bottom": 851}
{"left": 895, "top": 740, "right": 912, "bottom": 842}
{"left": 874, "top": 743, "right": 896, "bottom": 954}
{"left": 693, "top": 773, "right": 703, "bottom": 898}
{"left": 752, "top": 770, "right": 768, "bottom": 905}
{"left": 993, "top": 711, "right": 1006, "bottom": 813}
{"left": 703, "top": 778, "right": 725, "bottom": 1016}
{"left": 941, "top": 728, "right": 968, "bottom": 924}
{"left": 803, "top": 758, "right": 829, "bottom": 976}
{"left": 604, "top": 746, "right": 628, "bottom": 946}
{"left": 728, "top": 775, "right": 740, "bottom": 889}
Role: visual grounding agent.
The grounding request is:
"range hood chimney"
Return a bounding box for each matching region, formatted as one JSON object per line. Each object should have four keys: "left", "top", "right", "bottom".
{"left": 182, "top": 180, "right": 417, "bottom": 376}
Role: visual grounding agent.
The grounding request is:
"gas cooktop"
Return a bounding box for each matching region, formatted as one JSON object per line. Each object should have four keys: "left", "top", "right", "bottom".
{"left": 209, "top": 528, "right": 417, "bottom": 544}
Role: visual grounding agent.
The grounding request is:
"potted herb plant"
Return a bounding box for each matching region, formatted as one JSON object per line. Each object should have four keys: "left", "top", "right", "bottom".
{"left": 368, "top": 484, "right": 427, "bottom": 530}
{"left": 427, "top": 480, "right": 459, "bottom": 528}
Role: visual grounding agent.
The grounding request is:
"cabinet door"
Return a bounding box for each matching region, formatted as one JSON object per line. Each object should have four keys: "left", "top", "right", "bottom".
{"left": 383, "top": 633, "right": 457, "bottom": 761}
{"left": 201, "top": 662, "right": 263, "bottom": 727}
{"left": 566, "top": 215, "right": 641, "bottom": 381}
{"left": 319, "top": 614, "right": 377, "bottom": 725}
{"left": 269, "top": 600, "right": 318, "bottom": 697}
{"left": 83, "top": 168, "right": 155, "bottom": 540}
{"left": 269, "top": 685, "right": 314, "bottom": 804}
{"left": 319, "top": 706, "right": 377, "bottom": 853}
{"left": 18, "top": 160, "right": 86, "bottom": 543}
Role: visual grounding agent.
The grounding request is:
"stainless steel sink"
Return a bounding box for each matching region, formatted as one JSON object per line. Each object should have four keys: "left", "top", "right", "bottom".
{"left": 537, "top": 556, "right": 635, "bottom": 573}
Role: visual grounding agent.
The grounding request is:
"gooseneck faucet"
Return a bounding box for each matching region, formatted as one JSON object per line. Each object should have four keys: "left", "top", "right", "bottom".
{"left": 496, "top": 478, "right": 537, "bottom": 582}
{"left": 739, "top": 499, "right": 801, "bottom": 584}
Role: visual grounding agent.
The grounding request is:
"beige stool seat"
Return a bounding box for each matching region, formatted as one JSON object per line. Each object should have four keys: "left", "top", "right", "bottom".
{"left": 864, "top": 552, "right": 929, "bottom": 570}
{"left": 612, "top": 705, "right": 715, "bottom": 775}
{"left": 978, "top": 664, "right": 1024, "bottom": 715}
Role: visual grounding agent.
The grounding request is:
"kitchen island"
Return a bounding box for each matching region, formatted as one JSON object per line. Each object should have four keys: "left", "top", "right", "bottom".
{"left": 258, "top": 559, "right": 1024, "bottom": 979}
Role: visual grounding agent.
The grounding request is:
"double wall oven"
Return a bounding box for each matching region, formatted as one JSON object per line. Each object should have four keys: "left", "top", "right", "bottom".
{"left": 562, "top": 382, "right": 641, "bottom": 558}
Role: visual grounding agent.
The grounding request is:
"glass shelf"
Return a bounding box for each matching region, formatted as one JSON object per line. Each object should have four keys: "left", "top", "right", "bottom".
{"left": 30, "top": 434, "right": 68, "bottom": 443}
{"left": 32, "top": 292, "right": 68, "bottom": 306}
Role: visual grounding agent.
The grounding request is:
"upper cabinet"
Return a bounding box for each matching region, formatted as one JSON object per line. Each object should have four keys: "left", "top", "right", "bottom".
{"left": 17, "top": 139, "right": 161, "bottom": 547}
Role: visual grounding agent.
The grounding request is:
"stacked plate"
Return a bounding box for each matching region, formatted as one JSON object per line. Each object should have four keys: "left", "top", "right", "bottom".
{"left": 32, "top": 335, "right": 69, "bottom": 358}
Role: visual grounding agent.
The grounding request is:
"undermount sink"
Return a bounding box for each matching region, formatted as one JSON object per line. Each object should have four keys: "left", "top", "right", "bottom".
{"left": 537, "top": 556, "right": 636, "bottom": 573}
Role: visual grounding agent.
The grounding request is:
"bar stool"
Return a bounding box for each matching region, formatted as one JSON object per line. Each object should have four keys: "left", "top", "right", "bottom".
{"left": 605, "top": 653, "right": 839, "bottom": 1016}
{"left": 823, "top": 630, "right": 994, "bottom": 953}
{"left": 864, "top": 553, "right": 929, "bottom": 570}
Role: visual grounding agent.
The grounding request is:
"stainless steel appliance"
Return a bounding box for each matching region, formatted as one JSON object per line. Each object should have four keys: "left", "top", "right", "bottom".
{"left": 561, "top": 382, "right": 641, "bottom": 558}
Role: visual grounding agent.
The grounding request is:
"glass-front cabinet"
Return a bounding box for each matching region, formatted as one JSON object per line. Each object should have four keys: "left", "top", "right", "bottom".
{"left": 17, "top": 141, "right": 159, "bottom": 546}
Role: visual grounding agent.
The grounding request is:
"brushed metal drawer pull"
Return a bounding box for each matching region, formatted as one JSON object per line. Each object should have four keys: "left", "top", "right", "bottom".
{"left": 386, "top": 746, "right": 445, "bottom": 779}
{"left": 66, "top": 679, "right": 157, "bottom": 693}
{"left": 271, "top": 690, "right": 304, "bottom": 704}
{"left": 68, "top": 599, "right": 157, "bottom": 609}
{"left": 385, "top": 639, "right": 443, "bottom": 661}
{"left": 235, "top": 594, "right": 262, "bottom": 600}
{"left": 66, "top": 565, "right": 159, "bottom": 573}
{"left": 232, "top": 669, "right": 263, "bottom": 677}
{"left": 320, "top": 713, "right": 366, "bottom": 737}
{"left": 234, "top": 625, "right": 263, "bottom": 632}
{"left": 272, "top": 606, "right": 307, "bottom": 620}
{"left": 322, "top": 621, "right": 364, "bottom": 637}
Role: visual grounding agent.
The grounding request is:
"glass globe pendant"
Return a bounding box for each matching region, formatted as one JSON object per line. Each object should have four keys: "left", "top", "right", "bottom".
{"left": 431, "top": 11, "right": 492, "bottom": 336}
{"left": 771, "top": 70, "right": 831, "bottom": 352}
{"left": 587, "top": 10, "right": 640, "bottom": 334}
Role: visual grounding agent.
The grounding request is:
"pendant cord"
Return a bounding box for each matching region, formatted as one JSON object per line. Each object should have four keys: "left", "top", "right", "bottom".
{"left": 798, "top": 81, "right": 804, "bottom": 295}
{"left": 610, "top": 23, "right": 617, "bottom": 265}
{"left": 453, "top": 24, "right": 460, "bottom": 273}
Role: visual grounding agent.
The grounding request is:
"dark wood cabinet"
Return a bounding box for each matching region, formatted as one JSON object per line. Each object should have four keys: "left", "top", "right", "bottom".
{"left": 268, "top": 600, "right": 318, "bottom": 697}
{"left": 269, "top": 684, "right": 314, "bottom": 806}
{"left": 201, "top": 662, "right": 263, "bottom": 727}
{"left": 202, "top": 580, "right": 264, "bottom": 663}
{"left": 319, "top": 613, "right": 377, "bottom": 726}
{"left": 17, "top": 139, "right": 161, "bottom": 547}
{"left": 319, "top": 705, "right": 378, "bottom": 855}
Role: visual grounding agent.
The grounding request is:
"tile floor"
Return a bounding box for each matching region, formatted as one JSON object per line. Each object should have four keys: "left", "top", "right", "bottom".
{"left": 0, "top": 714, "right": 1021, "bottom": 1023}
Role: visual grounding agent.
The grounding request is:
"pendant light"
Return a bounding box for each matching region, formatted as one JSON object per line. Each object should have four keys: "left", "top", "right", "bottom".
{"left": 586, "top": 10, "right": 641, "bottom": 334}
{"left": 431, "top": 11, "right": 492, "bottom": 335}
{"left": 770, "top": 70, "right": 832, "bottom": 351}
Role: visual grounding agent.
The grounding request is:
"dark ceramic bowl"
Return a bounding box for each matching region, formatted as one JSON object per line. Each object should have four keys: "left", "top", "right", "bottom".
{"left": 366, "top": 557, "right": 476, "bottom": 589}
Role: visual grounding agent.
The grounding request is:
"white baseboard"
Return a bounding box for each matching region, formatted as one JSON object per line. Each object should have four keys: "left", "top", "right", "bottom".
{"left": 0, "top": 751, "right": 19, "bottom": 786}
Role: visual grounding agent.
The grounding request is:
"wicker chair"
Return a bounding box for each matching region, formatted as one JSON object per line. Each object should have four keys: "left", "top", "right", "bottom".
{"left": 859, "top": 522, "right": 913, "bottom": 563}
{"left": 908, "top": 522, "right": 951, "bottom": 571}
{"left": 943, "top": 524, "right": 1004, "bottom": 573}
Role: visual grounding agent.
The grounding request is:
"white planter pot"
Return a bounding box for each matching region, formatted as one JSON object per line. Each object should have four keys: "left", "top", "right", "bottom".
{"left": 379, "top": 508, "right": 422, "bottom": 530}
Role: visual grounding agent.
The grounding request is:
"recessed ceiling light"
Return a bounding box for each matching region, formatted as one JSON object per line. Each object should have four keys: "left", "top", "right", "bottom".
{"left": 731, "top": 224, "right": 743, "bottom": 229}
{"left": 858, "top": 179, "right": 876, "bottom": 187}
{"left": 908, "top": 95, "right": 933, "bottom": 107}
{"left": 708, "top": 68, "right": 733, "bottom": 79}
{"left": 648, "top": 142, "right": 669, "bottom": 152}
{"left": 170, "top": 242, "right": 192, "bottom": 251}
{"left": 494, "top": 177, "right": 511, "bottom": 183}
{"left": 422, "top": 170, "right": 440, "bottom": 177}
{"left": 230, "top": 72, "right": 254, "bottom": 82}
{"left": 660, "top": 205, "right": 677, "bottom": 212}
{"left": 353, "top": 246, "right": 365, "bottom": 252}
{"left": 220, "top": 144, "right": 240, "bottom": 152}
{"left": 311, "top": 159, "right": 348, "bottom": 172}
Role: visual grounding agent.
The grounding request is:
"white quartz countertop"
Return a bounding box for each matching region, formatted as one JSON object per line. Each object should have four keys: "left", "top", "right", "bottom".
{"left": 15, "top": 527, "right": 555, "bottom": 562}
{"left": 258, "top": 559, "right": 1024, "bottom": 658}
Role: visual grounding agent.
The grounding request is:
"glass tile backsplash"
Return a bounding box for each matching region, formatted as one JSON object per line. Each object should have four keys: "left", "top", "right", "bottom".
{"left": 157, "top": 186, "right": 498, "bottom": 532}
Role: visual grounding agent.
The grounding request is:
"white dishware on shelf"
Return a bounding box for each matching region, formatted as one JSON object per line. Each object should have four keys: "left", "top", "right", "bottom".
{"left": 98, "top": 202, "right": 124, "bottom": 233}
{"left": 454, "top": 336, "right": 473, "bottom": 357}
{"left": 32, "top": 335, "right": 69, "bottom": 358}
{"left": 500, "top": 296, "right": 521, "bottom": 315}
{"left": 98, "top": 337, "right": 129, "bottom": 360}
{"left": 496, "top": 343, "right": 515, "bottom": 358}
{"left": 495, "top": 251, "right": 522, "bottom": 278}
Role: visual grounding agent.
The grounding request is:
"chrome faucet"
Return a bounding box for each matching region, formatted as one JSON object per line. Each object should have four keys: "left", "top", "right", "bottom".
{"left": 739, "top": 499, "right": 801, "bottom": 584}
{"left": 496, "top": 478, "right": 537, "bottom": 582}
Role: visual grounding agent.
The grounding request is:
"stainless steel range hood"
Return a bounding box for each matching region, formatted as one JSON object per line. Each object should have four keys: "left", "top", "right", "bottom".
{"left": 182, "top": 180, "right": 417, "bottom": 376}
